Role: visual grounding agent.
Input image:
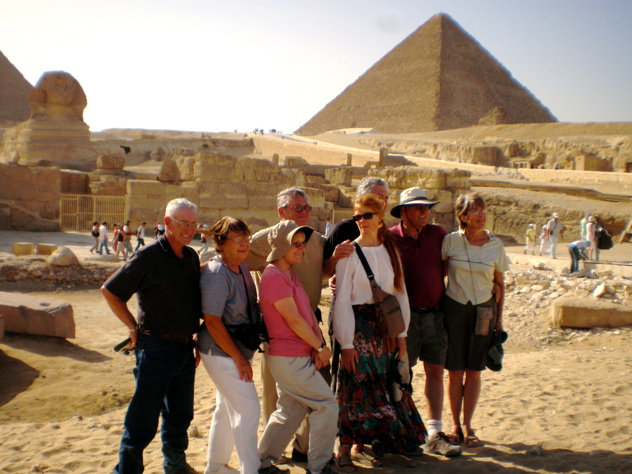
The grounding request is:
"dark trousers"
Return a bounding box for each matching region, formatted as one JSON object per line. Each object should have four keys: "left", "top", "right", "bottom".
{"left": 115, "top": 335, "right": 196, "bottom": 474}
{"left": 569, "top": 246, "right": 582, "bottom": 273}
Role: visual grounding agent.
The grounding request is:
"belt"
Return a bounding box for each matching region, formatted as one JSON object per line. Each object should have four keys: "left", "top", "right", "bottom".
{"left": 139, "top": 328, "right": 193, "bottom": 344}
{"left": 410, "top": 305, "right": 439, "bottom": 314}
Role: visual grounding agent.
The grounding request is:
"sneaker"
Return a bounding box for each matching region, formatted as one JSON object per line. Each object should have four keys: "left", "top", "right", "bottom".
{"left": 291, "top": 447, "right": 308, "bottom": 463}
{"left": 424, "top": 432, "right": 463, "bottom": 457}
{"left": 258, "top": 465, "right": 288, "bottom": 474}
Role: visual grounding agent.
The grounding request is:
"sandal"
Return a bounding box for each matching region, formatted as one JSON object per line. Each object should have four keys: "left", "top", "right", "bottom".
{"left": 446, "top": 427, "right": 464, "bottom": 445}
{"left": 464, "top": 431, "right": 481, "bottom": 448}
{"left": 335, "top": 452, "right": 357, "bottom": 472}
{"left": 370, "top": 440, "right": 385, "bottom": 467}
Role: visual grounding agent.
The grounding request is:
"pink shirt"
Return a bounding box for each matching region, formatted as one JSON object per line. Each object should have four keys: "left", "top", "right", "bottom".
{"left": 260, "top": 265, "right": 315, "bottom": 357}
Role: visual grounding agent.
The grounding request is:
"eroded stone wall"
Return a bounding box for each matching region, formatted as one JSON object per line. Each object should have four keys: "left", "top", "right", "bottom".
{"left": 0, "top": 163, "right": 60, "bottom": 230}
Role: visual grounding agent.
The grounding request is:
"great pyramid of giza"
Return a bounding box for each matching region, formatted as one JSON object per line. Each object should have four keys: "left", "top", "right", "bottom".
{"left": 0, "top": 51, "right": 33, "bottom": 124}
{"left": 296, "top": 13, "right": 556, "bottom": 135}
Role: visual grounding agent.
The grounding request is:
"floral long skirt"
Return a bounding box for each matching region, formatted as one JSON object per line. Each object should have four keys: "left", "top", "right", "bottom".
{"left": 336, "top": 304, "right": 426, "bottom": 453}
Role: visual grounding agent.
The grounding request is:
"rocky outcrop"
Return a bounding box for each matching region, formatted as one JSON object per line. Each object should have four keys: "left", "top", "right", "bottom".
{"left": 0, "top": 291, "right": 75, "bottom": 338}
{"left": 0, "top": 163, "right": 61, "bottom": 231}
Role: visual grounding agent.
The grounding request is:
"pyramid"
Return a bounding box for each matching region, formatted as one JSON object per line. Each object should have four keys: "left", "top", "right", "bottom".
{"left": 0, "top": 51, "right": 33, "bottom": 124}
{"left": 296, "top": 13, "right": 556, "bottom": 135}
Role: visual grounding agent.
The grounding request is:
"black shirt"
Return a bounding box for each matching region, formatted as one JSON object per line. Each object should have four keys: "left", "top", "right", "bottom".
{"left": 324, "top": 219, "right": 360, "bottom": 260}
{"left": 104, "top": 236, "right": 202, "bottom": 336}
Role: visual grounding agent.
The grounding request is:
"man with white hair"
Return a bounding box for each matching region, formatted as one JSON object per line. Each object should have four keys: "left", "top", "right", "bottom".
{"left": 102, "top": 198, "right": 202, "bottom": 474}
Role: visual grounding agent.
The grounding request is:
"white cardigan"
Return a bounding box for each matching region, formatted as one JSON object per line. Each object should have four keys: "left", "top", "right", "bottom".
{"left": 332, "top": 244, "right": 410, "bottom": 349}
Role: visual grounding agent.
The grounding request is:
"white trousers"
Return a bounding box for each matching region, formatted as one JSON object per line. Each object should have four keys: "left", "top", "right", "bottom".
{"left": 200, "top": 353, "right": 260, "bottom": 474}
{"left": 549, "top": 234, "right": 559, "bottom": 257}
{"left": 258, "top": 355, "right": 338, "bottom": 473}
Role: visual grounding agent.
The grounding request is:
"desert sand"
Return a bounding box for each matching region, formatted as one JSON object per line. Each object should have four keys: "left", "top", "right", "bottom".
{"left": 1, "top": 233, "right": 632, "bottom": 473}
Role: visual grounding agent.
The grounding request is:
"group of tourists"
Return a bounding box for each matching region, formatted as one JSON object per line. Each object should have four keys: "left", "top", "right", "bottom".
{"left": 90, "top": 221, "right": 147, "bottom": 258}
{"left": 101, "top": 178, "right": 509, "bottom": 474}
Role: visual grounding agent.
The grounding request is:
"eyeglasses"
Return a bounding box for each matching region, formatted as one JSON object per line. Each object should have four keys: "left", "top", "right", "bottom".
{"left": 353, "top": 212, "right": 375, "bottom": 221}
{"left": 468, "top": 208, "right": 487, "bottom": 216}
{"left": 291, "top": 241, "right": 307, "bottom": 249}
{"left": 226, "top": 235, "right": 250, "bottom": 244}
{"left": 284, "top": 204, "right": 312, "bottom": 213}
{"left": 169, "top": 217, "right": 198, "bottom": 229}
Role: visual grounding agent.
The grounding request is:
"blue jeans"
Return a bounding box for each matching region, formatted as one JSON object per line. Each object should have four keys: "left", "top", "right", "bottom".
{"left": 115, "top": 335, "right": 196, "bottom": 474}
{"left": 98, "top": 240, "right": 110, "bottom": 254}
{"left": 134, "top": 238, "right": 145, "bottom": 252}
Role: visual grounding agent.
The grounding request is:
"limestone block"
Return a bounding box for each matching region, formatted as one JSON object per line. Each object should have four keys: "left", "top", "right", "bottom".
{"left": 302, "top": 187, "right": 325, "bottom": 208}
{"left": 61, "top": 170, "right": 89, "bottom": 194}
{"left": 164, "top": 185, "right": 198, "bottom": 204}
{"left": 551, "top": 297, "right": 632, "bottom": 329}
{"left": 127, "top": 180, "right": 167, "bottom": 197}
{"left": 320, "top": 184, "right": 341, "bottom": 203}
{"left": 158, "top": 159, "right": 181, "bottom": 183}
{"left": 254, "top": 158, "right": 285, "bottom": 184}
{"left": 431, "top": 190, "right": 455, "bottom": 214}
{"left": 89, "top": 174, "right": 128, "bottom": 196}
{"left": 324, "top": 167, "right": 353, "bottom": 186}
{"left": 194, "top": 153, "right": 237, "bottom": 181}
{"left": 49, "top": 247, "right": 79, "bottom": 266}
{"left": 12, "top": 242, "right": 34, "bottom": 255}
{"left": 0, "top": 291, "right": 75, "bottom": 338}
{"left": 36, "top": 243, "right": 58, "bottom": 255}
{"left": 592, "top": 283, "right": 615, "bottom": 298}
{"left": 445, "top": 169, "right": 471, "bottom": 188}
{"left": 97, "top": 155, "right": 125, "bottom": 171}
{"left": 178, "top": 156, "right": 197, "bottom": 181}
{"left": 219, "top": 209, "right": 280, "bottom": 232}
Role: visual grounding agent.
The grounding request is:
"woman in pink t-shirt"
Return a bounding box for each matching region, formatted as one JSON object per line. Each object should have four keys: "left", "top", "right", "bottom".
{"left": 257, "top": 220, "right": 338, "bottom": 474}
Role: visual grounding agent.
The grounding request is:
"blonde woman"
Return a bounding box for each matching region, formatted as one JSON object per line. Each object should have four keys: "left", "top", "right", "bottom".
{"left": 442, "top": 193, "right": 509, "bottom": 448}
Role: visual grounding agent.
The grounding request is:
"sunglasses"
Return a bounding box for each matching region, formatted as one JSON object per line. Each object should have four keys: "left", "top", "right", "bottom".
{"left": 352, "top": 212, "right": 375, "bottom": 221}
{"left": 291, "top": 241, "right": 307, "bottom": 249}
{"left": 284, "top": 205, "right": 312, "bottom": 213}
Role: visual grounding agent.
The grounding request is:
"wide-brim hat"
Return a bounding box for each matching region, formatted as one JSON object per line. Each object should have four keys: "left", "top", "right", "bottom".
{"left": 390, "top": 187, "right": 439, "bottom": 218}
{"left": 552, "top": 212, "right": 560, "bottom": 218}
{"left": 486, "top": 330, "right": 508, "bottom": 372}
{"left": 266, "top": 220, "right": 314, "bottom": 262}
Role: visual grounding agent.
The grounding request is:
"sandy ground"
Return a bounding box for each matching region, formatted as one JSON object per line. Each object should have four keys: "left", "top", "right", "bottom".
{"left": 1, "top": 232, "right": 632, "bottom": 473}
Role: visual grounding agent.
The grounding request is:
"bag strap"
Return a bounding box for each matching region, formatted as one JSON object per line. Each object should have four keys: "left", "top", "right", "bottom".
{"left": 352, "top": 241, "right": 383, "bottom": 301}
{"left": 352, "top": 241, "right": 375, "bottom": 281}
{"left": 461, "top": 234, "right": 479, "bottom": 306}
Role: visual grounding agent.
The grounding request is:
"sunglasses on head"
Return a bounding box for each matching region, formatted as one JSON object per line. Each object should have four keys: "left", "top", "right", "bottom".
{"left": 352, "top": 212, "right": 375, "bottom": 221}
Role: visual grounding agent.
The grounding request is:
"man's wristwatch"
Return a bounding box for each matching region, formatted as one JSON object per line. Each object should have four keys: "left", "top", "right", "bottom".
{"left": 316, "top": 341, "right": 326, "bottom": 353}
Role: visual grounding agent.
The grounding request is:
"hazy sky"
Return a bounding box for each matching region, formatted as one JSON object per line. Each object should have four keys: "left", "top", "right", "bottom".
{"left": 2, "top": 0, "right": 631, "bottom": 133}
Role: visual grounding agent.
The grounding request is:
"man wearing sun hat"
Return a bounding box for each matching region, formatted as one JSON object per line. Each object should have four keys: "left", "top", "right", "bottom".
{"left": 389, "top": 187, "right": 462, "bottom": 457}
{"left": 545, "top": 212, "right": 565, "bottom": 259}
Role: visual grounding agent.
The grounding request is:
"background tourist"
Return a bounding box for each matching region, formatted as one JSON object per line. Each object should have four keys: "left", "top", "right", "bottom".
{"left": 586, "top": 216, "right": 597, "bottom": 260}
{"left": 545, "top": 213, "right": 565, "bottom": 259}
{"left": 198, "top": 217, "right": 260, "bottom": 474}
{"left": 134, "top": 222, "right": 146, "bottom": 253}
{"left": 441, "top": 192, "right": 509, "bottom": 448}
{"left": 98, "top": 221, "right": 110, "bottom": 255}
{"left": 568, "top": 240, "right": 590, "bottom": 273}
{"left": 524, "top": 223, "right": 536, "bottom": 255}
{"left": 89, "top": 221, "right": 99, "bottom": 254}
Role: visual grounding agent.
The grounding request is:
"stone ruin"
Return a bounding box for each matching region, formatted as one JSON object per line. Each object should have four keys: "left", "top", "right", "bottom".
{"left": 1, "top": 71, "right": 96, "bottom": 170}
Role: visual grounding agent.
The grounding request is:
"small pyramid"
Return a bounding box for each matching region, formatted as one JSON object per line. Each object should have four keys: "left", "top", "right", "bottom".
{"left": 0, "top": 51, "right": 33, "bottom": 124}
{"left": 297, "top": 13, "right": 556, "bottom": 135}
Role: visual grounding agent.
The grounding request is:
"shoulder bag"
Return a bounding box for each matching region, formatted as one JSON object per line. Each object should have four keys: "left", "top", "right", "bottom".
{"left": 352, "top": 242, "right": 405, "bottom": 338}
